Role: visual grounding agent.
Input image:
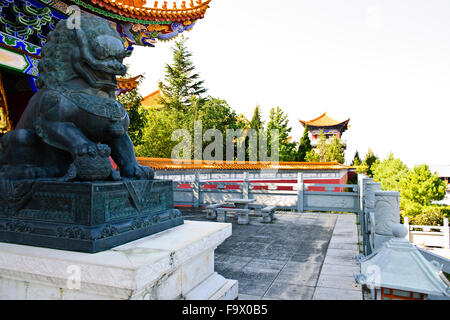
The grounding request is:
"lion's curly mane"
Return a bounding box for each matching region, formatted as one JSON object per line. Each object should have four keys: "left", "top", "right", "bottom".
{"left": 37, "top": 13, "right": 123, "bottom": 89}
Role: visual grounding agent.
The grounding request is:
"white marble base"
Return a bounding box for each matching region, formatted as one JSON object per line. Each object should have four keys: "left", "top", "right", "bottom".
{"left": 374, "top": 234, "right": 393, "bottom": 250}
{"left": 0, "top": 220, "right": 238, "bottom": 300}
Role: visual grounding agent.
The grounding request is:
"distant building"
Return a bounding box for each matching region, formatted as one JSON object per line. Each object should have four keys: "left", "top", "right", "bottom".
{"left": 429, "top": 165, "right": 450, "bottom": 185}
{"left": 429, "top": 165, "right": 450, "bottom": 205}
{"left": 299, "top": 113, "right": 350, "bottom": 147}
{"left": 141, "top": 90, "right": 164, "bottom": 110}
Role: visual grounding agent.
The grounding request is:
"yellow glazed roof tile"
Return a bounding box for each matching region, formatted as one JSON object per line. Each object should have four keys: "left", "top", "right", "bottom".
{"left": 137, "top": 157, "right": 351, "bottom": 171}
{"left": 299, "top": 113, "right": 350, "bottom": 128}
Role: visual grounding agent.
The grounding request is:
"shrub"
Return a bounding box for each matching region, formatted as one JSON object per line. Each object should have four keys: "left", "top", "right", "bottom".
{"left": 401, "top": 200, "right": 449, "bottom": 226}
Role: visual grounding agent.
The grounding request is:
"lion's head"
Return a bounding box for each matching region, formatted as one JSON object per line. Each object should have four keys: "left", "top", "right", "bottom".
{"left": 37, "top": 13, "right": 128, "bottom": 90}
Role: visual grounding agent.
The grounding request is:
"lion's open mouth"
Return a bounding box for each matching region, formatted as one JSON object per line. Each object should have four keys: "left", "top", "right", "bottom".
{"left": 81, "top": 61, "right": 118, "bottom": 89}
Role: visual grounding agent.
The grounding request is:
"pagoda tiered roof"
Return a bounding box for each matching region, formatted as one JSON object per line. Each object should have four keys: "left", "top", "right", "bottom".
{"left": 299, "top": 113, "right": 350, "bottom": 128}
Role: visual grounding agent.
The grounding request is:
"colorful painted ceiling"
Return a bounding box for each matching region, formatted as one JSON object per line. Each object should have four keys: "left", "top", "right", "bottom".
{"left": 46, "top": 0, "right": 212, "bottom": 48}
{"left": 137, "top": 157, "right": 352, "bottom": 171}
{"left": 0, "top": 0, "right": 212, "bottom": 80}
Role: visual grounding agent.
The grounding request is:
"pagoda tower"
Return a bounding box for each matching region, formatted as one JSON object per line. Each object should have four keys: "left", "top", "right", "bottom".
{"left": 299, "top": 112, "right": 350, "bottom": 147}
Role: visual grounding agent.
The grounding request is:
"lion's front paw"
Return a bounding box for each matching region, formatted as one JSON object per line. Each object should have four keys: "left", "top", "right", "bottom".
{"left": 134, "top": 165, "right": 155, "bottom": 180}
{"left": 121, "top": 164, "right": 154, "bottom": 180}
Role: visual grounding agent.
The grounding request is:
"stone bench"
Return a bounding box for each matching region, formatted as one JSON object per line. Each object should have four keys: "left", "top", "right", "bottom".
{"left": 216, "top": 208, "right": 250, "bottom": 225}
{"left": 205, "top": 203, "right": 224, "bottom": 219}
{"left": 261, "top": 206, "right": 276, "bottom": 223}
{"left": 248, "top": 203, "right": 264, "bottom": 216}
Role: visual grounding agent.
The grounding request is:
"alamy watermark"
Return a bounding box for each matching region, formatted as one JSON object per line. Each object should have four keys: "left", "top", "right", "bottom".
{"left": 66, "top": 5, "right": 81, "bottom": 30}
{"left": 66, "top": 264, "right": 81, "bottom": 290}
{"left": 170, "top": 121, "right": 280, "bottom": 171}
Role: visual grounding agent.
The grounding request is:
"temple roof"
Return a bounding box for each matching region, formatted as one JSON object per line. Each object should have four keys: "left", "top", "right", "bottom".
{"left": 136, "top": 157, "right": 351, "bottom": 171}
{"left": 299, "top": 113, "right": 350, "bottom": 128}
{"left": 87, "top": 0, "right": 211, "bottom": 22}
{"left": 141, "top": 89, "right": 164, "bottom": 109}
{"left": 117, "top": 75, "right": 142, "bottom": 95}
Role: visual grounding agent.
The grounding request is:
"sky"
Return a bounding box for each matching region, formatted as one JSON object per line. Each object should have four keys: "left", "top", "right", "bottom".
{"left": 126, "top": 0, "right": 450, "bottom": 168}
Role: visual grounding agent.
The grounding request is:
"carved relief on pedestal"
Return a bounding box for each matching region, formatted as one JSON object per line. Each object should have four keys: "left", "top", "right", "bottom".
{"left": 364, "top": 182, "right": 382, "bottom": 211}
{"left": 374, "top": 191, "right": 400, "bottom": 236}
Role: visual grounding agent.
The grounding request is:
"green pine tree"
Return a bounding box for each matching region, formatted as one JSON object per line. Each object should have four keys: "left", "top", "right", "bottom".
{"left": 158, "top": 35, "right": 207, "bottom": 110}
{"left": 361, "top": 149, "right": 378, "bottom": 177}
{"left": 296, "top": 125, "right": 312, "bottom": 162}
{"left": 250, "top": 105, "right": 263, "bottom": 130}
{"left": 351, "top": 150, "right": 361, "bottom": 166}
{"left": 266, "top": 106, "right": 296, "bottom": 161}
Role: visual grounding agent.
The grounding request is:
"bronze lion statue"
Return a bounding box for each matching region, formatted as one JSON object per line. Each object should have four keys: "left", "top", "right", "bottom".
{"left": 0, "top": 13, "right": 154, "bottom": 181}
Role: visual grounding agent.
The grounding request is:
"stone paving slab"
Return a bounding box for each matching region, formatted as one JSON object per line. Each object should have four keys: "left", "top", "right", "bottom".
{"left": 239, "top": 294, "right": 262, "bottom": 300}
{"left": 319, "top": 263, "right": 360, "bottom": 276}
{"left": 265, "top": 282, "right": 316, "bottom": 300}
{"left": 182, "top": 209, "right": 362, "bottom": 300}
{"left": 315, "top": 214, "right": 362, "bottom": 300}
{"left": 312, "top": 287, "right": 362, "bottom": 300}
{"left": 316, "top": 274, "right": 361, "bottom": 291}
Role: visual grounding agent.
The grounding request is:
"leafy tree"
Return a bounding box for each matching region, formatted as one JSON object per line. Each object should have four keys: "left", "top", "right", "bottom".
{"left": 399, "top": 164, "right": 447, "bottom": 206}
{"left": 325, "top": 135, "right": 346, "bottom": 164}
{"left": 158, "top": 35, "right": 207, "bottom": 110}
{"left": 266, "top": 106, "right": 297, "bottom": 161}
{"left": 296, "top": 125, "right": 312, "bottom": 162}
{"left": 305, "top": 149, "right": 320, "bottom": 162}
{"left": 303, "top": 131, "right": 346, "bottom": 163}
{"left": 134, "top": 108, "right": 184, "bottom": 158}
{"left": 189, "top": 96, "right": 244, "bottom": 160}
{"left": 305, "top": 131, "right": 346, "bottom": 163}
{"left": 117, "top": 76, "right": 147, "bottom": 147}
{"left": 372, "top": 152, "right": 409, "bottom": 191}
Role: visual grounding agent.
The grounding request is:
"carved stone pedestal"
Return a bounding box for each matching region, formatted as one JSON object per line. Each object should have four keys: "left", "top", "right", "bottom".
{"left": 0, "top": 179, "right": 183, "bottom": 253}
{"left": 374, "top": 191, "right": 400, "bottom": 250}
{"left": 0, "top": 220, "right": 238, "bottom": 300}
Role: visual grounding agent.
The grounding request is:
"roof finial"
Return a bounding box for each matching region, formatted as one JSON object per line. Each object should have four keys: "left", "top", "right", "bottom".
{"left": 181, "top": 1, "right": 186, "bottom": 8}
{"left": 153, "top": 1, "right": 158, "bottom": 8}
{"left": 172, "top": 1, "right": 177, "bottom": 9}
{"left": 392, "top": 224, "right": 408, "bottom": 238}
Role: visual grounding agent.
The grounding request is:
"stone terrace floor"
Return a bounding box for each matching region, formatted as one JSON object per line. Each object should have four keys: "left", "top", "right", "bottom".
{"left": 181, "top": 208, "right": 363, "bottom": 300}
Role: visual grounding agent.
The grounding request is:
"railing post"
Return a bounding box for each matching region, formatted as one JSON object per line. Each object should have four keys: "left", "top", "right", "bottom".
{"left": 374, "top": 191, "right": 400, "bottom": 250}
{"left": 403, "top": 216, "right": 410, "bottom": 241}
{"left": 243, "top": 171, "right": 249, "bottom": 200}
{"left": 192, "top": 171, "right": 200, "bottom": 208}
{"left": 296, "top": 172, "right": 304, "bottom": 213}
{"left": 444, "top": 217, "right": 449, "bottom": 250}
